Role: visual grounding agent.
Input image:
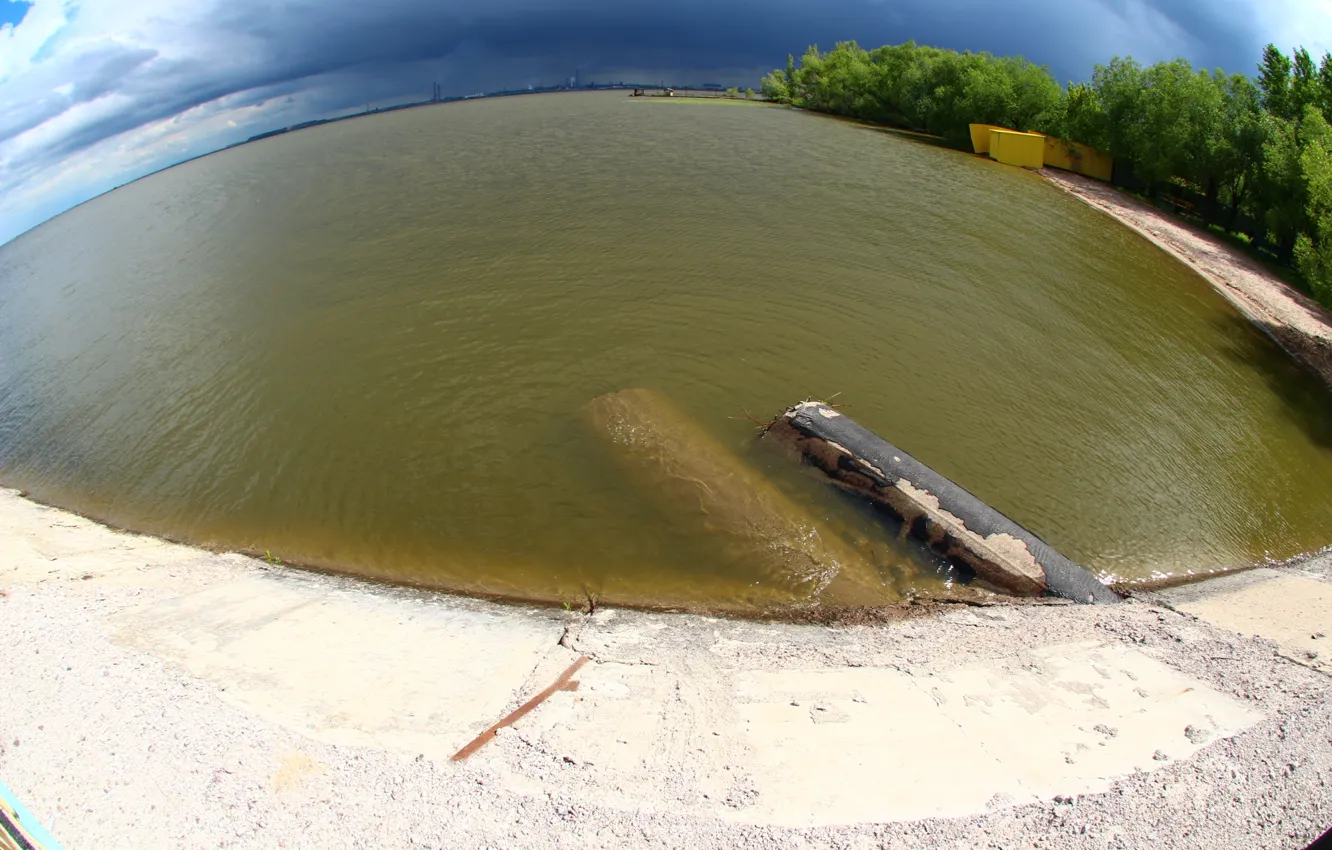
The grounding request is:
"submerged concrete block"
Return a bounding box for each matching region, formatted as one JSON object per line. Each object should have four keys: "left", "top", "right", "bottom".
{"left": 585, "top": 388, "right": 888, "bottom": 607}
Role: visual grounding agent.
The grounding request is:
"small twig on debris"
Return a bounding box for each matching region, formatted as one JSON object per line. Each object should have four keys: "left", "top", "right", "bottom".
{"left": 728, "top": 407, "right": 776, "bottom": 433}
{"left": 583, "top": 589, "right": 600, "bottom": 615}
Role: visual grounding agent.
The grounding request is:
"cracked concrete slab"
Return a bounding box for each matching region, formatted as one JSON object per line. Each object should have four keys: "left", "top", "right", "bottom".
{"left": 729, "top": 666, "right": 1011, "bottom": 825}
{"left": 109, "top": 570, "right": 567, "bottom": 761}
{"left": 504, "top": 627, "right": 1260, "bottom": 827}
{"left": 1158, "top": 568, "right": 1332, "bottom": 674}
{"left": 919, "top": 641, "right": 1260, "bottom": 799}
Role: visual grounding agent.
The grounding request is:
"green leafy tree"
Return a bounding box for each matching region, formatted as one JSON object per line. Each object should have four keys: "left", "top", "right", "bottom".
{"left": 1210, "top": 73, "right": 1269, "bottom": 225}
{"left": 865, "top": 41, "right": 923, "bottom": 125}
{"left": 957, "top": 56, "right": 1061, "bottom": 134}
{"left": 1258, "top": 44, "right": 1294, "bottom": 119}
{"left": 1260, "top": 115, "right": 1309, "bottom": 255}
{"left": 810, "top": 42, "right": 876, "bottom": 117}
{"left": 1292, "top": 48, "right": 1320, "bottom": 118}
{"left": 760, "top": 69, "right": 791, "bottom": 103}
{"left": 1061, "top": 81, "right": 1107, "bottom": 147}
{"left": 758, "top": 40, "right": 1059, "bottom": 144}
{"left": 958, "top": 61, "right": 1017, "bottom": 127}
{"left": 1135, "top": 60, "right": 1223, "bottom": 187}
{"left": 1005, "top": 56, "right": 1065, "bottom": 133}
{"left": 1318, "top": 52, "right": 1332, "bottom": 119}
{"left": 1086, "top": 57, "right": 1148, "bottom": 165}
{"left": 1293, "top": 108, "right": 1332, "bottom": 301}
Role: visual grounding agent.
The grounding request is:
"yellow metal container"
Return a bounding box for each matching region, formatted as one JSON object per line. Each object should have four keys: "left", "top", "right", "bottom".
{"left": 968, "top": 123, "right": 1006, "bottom": 154}
{"left": 1042, "top": 136, "right": 1114, "bottom": 181}
{"left": 988, "top": 129, "right": 1046, "bottom": 169}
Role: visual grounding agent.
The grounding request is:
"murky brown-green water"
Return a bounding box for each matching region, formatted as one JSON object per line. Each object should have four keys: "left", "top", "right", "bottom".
{"left": 2, "top": 91, "right": 1331, "bottom": 611}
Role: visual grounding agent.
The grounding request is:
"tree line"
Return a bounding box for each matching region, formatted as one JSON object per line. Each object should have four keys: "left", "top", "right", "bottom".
{"left": 759, "top": 42, "right": 1332, "bottom": 307}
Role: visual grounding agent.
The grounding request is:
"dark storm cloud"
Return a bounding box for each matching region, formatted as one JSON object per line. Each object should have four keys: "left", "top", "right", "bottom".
{"left": 0, "top": 0, "right": 1306, "bottom": 244}
{"left": 233, "top": 1, "right": 874, "bottom": 71}
{"left": 194, "top": 0, "right": 1266, "bottom": 99}
{"left": 0, "top": 43, "right": 157, "bottom": 143}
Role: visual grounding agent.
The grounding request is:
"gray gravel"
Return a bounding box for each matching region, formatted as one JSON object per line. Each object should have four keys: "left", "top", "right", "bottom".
{"left": 3, "top": 575, "right": 1330, "bottom": 849}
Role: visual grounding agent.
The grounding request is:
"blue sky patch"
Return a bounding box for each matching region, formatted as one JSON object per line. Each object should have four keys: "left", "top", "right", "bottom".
{"left": 0, "top": 0, "right": 32, "bottom": 28}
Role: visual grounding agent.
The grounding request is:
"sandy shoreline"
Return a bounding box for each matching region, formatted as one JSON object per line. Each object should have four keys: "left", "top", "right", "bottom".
{"left": 2, "top": 488, "right": 1331, "bottom": 848}
{"left": 1041, "top": 169, "right": 1332, "bottom": 388}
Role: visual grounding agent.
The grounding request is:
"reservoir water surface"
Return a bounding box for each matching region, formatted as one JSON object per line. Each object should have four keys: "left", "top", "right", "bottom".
{"left": 2, "top": 91, "right": 1330, "bottom": 612}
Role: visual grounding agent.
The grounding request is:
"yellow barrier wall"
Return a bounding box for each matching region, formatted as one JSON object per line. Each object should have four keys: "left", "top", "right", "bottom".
{"left": 989, "top": 129, "right": 1045, "bottom": 169}
{"left": 1043, "top": 136, "right": 1114, "bottom": 182}
{"left": 968, "top": 124, "right": 1006, "bottom": 154}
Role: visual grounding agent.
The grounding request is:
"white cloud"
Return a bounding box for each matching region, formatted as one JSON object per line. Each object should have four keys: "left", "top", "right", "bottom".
{"left": 1259, "top": 0, "right": 1332, "bottom": 58}
{"left": 0, "top": 0, "right": 76, "bottom": 81}
{"left": 0, "top": 0, "right": 328, "bottom": 243}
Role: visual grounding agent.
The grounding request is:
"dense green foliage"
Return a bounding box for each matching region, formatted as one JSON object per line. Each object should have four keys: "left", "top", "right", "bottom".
{"left": 760, "top": 42, "right": 1332, "bottom": 307}
{"left": 759, "top": 42, "right": 1063, "bottom": 145}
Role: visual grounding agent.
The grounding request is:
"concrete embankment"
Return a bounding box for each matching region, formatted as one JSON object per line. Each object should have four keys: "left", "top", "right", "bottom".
{"left": 1, "top": 487, "right": 1330, "bottom": 848}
